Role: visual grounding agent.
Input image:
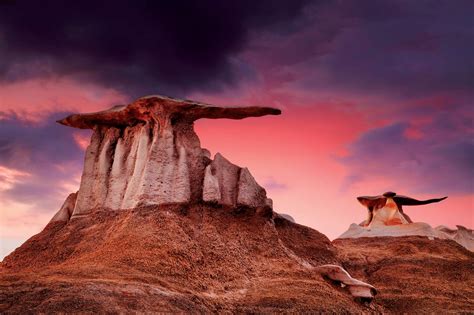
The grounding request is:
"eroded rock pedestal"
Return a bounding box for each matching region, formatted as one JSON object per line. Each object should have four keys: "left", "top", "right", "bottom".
{"left": 53, "top": 95, "right": 279, "bottom": 220}
{"left": 339, "top": 191, "right": 473, "bottom": 251}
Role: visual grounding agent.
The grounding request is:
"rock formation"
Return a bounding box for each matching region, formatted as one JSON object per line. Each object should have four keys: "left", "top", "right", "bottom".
{"left": 316, "top": 265, "right": 376, "bottom": 301}
{"left": 48, "top": 192, "right": 77, "bottom": 223}
{"left": 54, "top": 95, "right": 279, "bottom": 219}
{"left": 356, "top": 191, "right": 447, "bottom": 227}
{"left": 1, "top": 95, "right": 388, "bottom": 313}
{"left": 1, "top": 203, "right": 384, "bottom": 313}
{"left": 339, "top": 191, "right": 473, "bottom": 251}
{"left": 434, "top": 225, "right": 474, "bottom": 252}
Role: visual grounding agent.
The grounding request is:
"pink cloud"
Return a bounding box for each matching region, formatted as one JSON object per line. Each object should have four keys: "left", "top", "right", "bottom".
{"left": 0, "top": 165, "right": 31, "bottom": 192}
{"left": 0, "top": 78, "right": 127, "bottom": 121}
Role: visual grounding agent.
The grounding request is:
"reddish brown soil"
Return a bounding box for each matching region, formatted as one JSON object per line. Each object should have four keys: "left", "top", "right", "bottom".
{"left": 0, "top": 205, "right": 375, "bottom": 313}
{"left": 334, "top": 236, "right": 474, "bottom": 313}
{"left": 1, "top": 204, "right": 472, "bottom": 313}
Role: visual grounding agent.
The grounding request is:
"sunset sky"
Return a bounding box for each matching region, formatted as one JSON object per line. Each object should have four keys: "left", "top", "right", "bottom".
{"left": 0, "top": 0, "right": 473, "bottom": 259}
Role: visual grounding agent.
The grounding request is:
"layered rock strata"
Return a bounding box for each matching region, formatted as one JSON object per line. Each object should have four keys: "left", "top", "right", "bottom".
{"left": 55, "top": 95, "right": 280, "bottom": 219}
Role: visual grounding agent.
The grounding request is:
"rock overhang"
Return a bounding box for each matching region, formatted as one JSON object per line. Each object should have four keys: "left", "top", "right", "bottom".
{"left": 52, "top": 94, "right": 281, "bottom": 220}
{"left": 340, "top": 191, "right": 473, "bottom": 251}
{"left": 57, "top": 95, "right": 281, "bottom": 129}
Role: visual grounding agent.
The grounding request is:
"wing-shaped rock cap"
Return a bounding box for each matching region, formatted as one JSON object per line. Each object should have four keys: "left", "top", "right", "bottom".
{"left": 57, "top": 95, "right": 281, "bottom": 129}
{"left": 357, "top": 192, "right": 447, "bottom": 210}
{"left": 356, "top": 192, "right": 447, "bottom": 227}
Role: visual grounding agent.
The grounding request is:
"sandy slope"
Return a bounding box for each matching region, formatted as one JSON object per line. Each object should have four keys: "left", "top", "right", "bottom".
{"left": 1, "top": 204, "right": 375, "bottom": 313}
{"left": 334, "top": 236, "right": 474, "bottom": 313}
{"left": 1, "top": 204, "right": 472, "bottom": 313}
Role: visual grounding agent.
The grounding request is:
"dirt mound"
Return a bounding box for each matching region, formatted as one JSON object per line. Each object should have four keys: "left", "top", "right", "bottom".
{"left": 1, "top": 205, "right": 375, "bottom": 313}
{"left": 334, "top": 236, "right": 474, "bottom": 313}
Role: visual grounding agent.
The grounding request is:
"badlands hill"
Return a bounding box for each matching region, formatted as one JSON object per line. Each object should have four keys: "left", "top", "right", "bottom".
{"left": 2, "top": 204, "right": 373, "bottom": 313}
{"left": 2, "top": 205, "right": 472, "bottom": 313}
{"left": 1, "top": 95, "right": 473, "bottom": 313}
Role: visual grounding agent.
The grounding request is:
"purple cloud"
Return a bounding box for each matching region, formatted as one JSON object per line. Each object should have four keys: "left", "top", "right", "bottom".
{"left": 263, "top": 177, "right": 289, "bottom": 191}
{"left": 340, "top": 107, "right": 474, "bottom": 195}
{"left": 0, "top": 113, "right": 88, "bottom": 212}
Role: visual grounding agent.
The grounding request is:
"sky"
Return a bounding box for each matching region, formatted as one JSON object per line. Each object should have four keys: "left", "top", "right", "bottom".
{"left": 0, "top": 0, "right": 473, "bottom": 259}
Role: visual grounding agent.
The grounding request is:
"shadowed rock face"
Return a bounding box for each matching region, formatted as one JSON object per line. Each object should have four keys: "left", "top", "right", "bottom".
{"left": 55, "top": 95, "right": 280, "bottom": 218}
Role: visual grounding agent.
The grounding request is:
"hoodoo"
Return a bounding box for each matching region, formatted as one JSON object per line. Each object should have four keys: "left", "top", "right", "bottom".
{"left": 338, "top": 191, "right": 473, "bottom": 251}
{"left": 55, "top": 95, "right": 280, "bottom": 219}
{"left": 356, "top": 191, "right": 447, "bottom": 227}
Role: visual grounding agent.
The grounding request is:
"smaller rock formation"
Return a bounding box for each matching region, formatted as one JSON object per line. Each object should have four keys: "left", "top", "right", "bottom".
{"left": 339, "top": 191, "right": 473, "bottom": 251}
{"left": 435, "top": 225, "right": 474, "bottom": 252}
{"left": 317, "top": 265, "right": 376, "bottom": 301}
{"left": 49, "top": 192, "right": 77, "bottom": 223}
{"left": 202, "top": 153, "right": 270, "bottom": 207}
{"left": 356, "top": 191, "right": 447, "bottom": 227}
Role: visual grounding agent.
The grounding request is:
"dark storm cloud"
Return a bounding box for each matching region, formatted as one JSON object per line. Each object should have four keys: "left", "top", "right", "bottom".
{"left": 297, "top": 0, "right": 474, "bottom": 98}
{"left": 0, "top": 113, "right": 87, "bottom": 211}
{"left": 340, "top": 107, "right": 474, "bottom": 195}
{"left": 0, "top": 0, "right": 312, "bottom": 97}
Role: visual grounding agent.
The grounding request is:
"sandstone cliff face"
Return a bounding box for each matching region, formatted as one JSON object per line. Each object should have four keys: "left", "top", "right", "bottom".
{"left": 55, "top": 95, "right": 279, "bottom": 218}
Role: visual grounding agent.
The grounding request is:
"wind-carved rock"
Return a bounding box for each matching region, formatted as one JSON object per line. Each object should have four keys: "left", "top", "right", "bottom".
{"left": 338, "top": 191, "right": 473, "bottom": 251}
{"left": 356, "top": 191, "right": 447, "bottom": 227}
{"left": 55, "top": 95, "right": 280, "bottom": 219}
{"left": 317, "top": 265, "right": 377, "bottom": 302}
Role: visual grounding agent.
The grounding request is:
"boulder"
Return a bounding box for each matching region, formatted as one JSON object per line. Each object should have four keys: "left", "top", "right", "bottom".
{"left": 49, "top": 192, "right": 77, "bottom": 223}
